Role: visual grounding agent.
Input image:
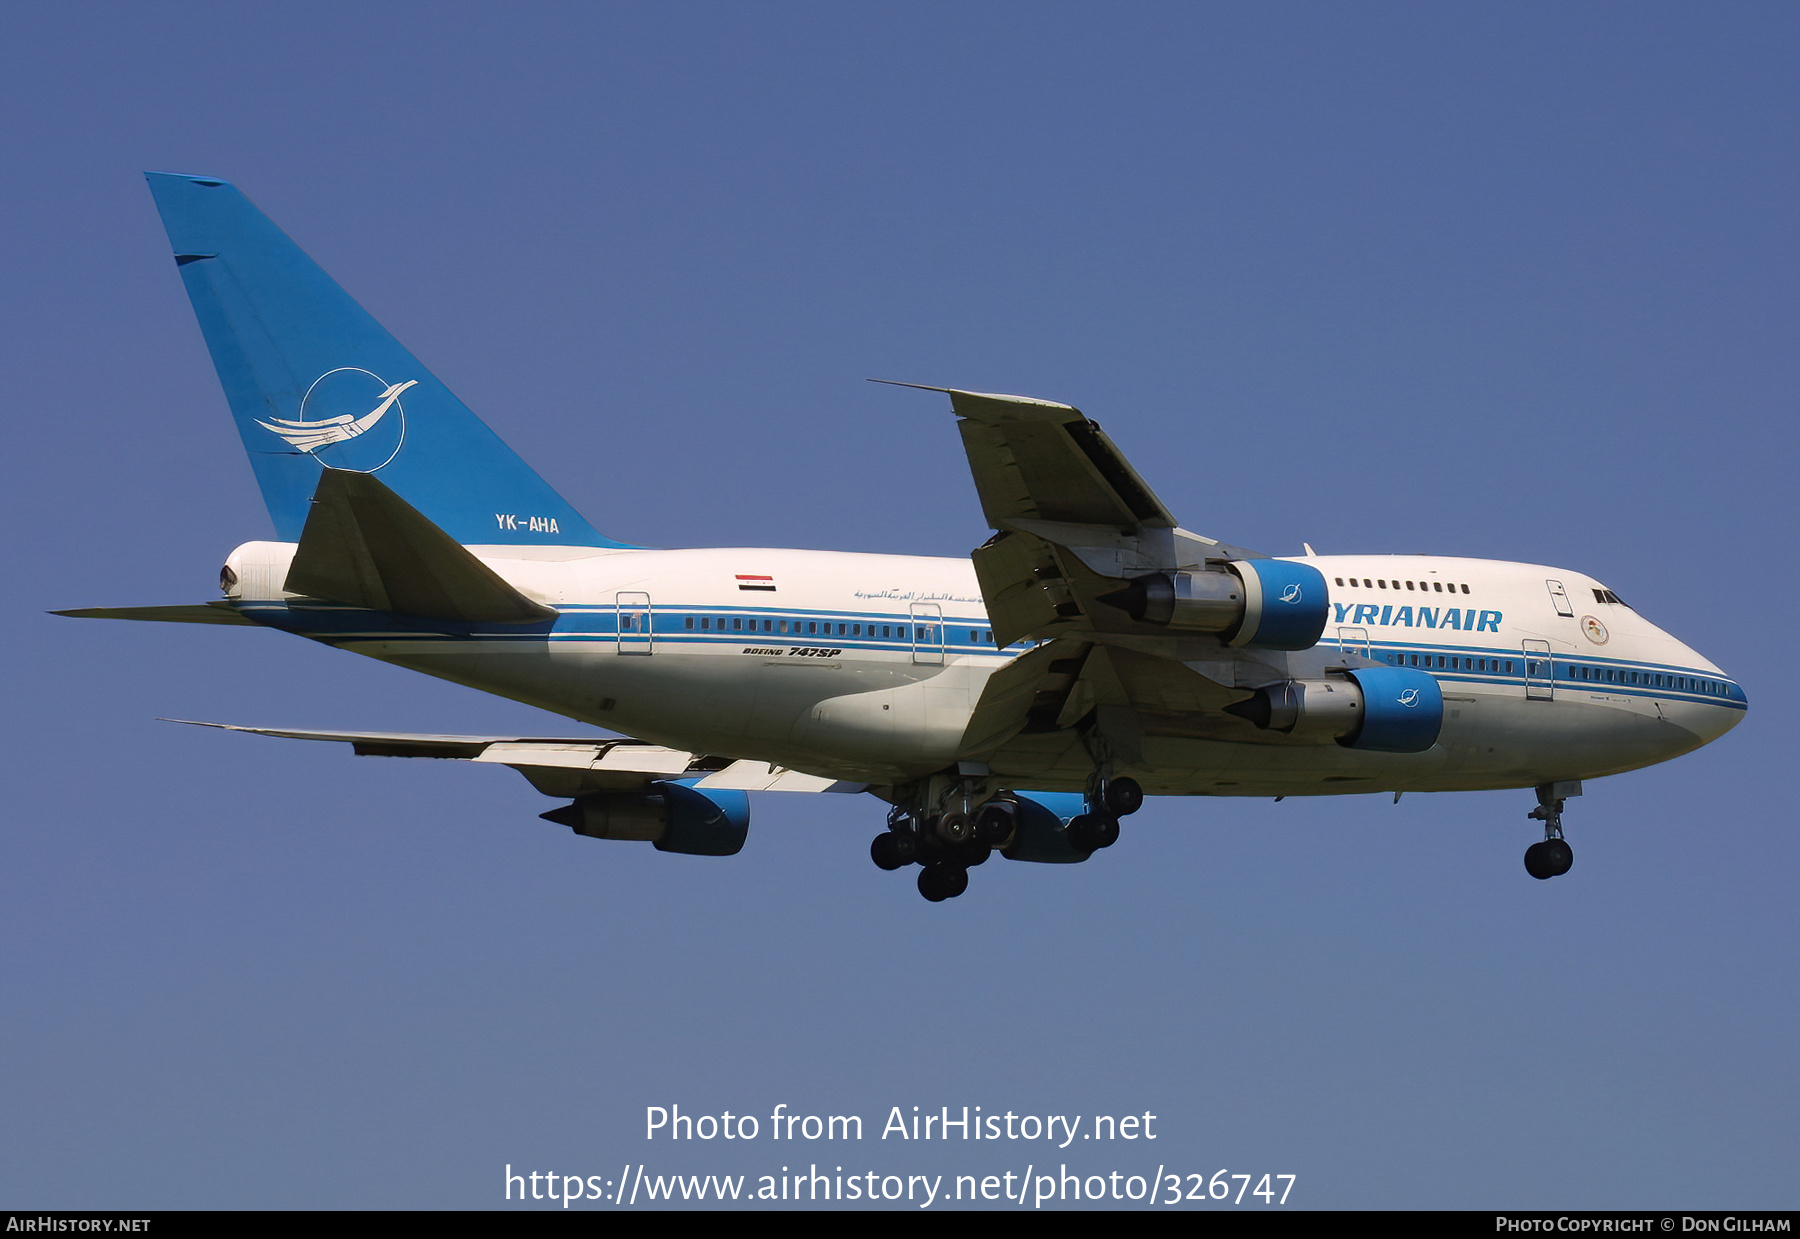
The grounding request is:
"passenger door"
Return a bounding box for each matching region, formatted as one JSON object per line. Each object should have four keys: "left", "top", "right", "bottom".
{"left": 910, "top": 602, "right": 945, "bottom": 665}
{"left": 1522, "top": 639, "right": 1554, "bottom": 700}
{"left": 616, "top": 591, "right": 653, "bottom": 655}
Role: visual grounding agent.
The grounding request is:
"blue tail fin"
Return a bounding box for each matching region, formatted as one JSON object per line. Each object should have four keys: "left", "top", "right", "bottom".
{"left": 146, "top": 172, "right": 627, "bottom": 548}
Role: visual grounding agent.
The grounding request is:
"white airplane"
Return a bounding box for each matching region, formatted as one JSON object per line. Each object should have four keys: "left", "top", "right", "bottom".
{"left": 60, "top": 173, "right": 1748, "bottom": 902}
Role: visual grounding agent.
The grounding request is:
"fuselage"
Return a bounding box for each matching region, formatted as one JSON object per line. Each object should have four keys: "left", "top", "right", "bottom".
{"left": 222, "top": 542, "right": 1746, "bottom": 796}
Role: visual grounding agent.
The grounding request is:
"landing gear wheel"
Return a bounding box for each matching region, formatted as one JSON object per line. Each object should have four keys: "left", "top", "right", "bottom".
{"left": 1543, "top": 838, "right": 1573, "bottom": 876}
{"left": 935, "top": 812, "right": 973, "bottom": 846}
{"left": 870, "top": 831, "right": 917, "bottom": 871}
{"left": 1524, "top": 841, "right": 1553, "bottom": 880}
{"left": 1101, "top": 777, "right": 1144, "bottom": 817}
{"left": 974, "top": 801, "right": 1016, "bottom": 847}
{"left": 958, "top": 841, "right": 992, "bottom": 868}
{"left": 1068, "top": 813, "right": 1121, "bottom": 853}
{"left": 1524, "top": 839, "right": 1573, "bottom": 880}
{"left": 917, "top": 862, "right": 969, "bottom": 902}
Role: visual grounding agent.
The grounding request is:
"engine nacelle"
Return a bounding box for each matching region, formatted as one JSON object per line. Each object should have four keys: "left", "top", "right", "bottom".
{"left": 1341, "top": 666, "right": 1443, "bottom": 753}
{"left": 1224, "top": 667, "right": 1443, "bottom": 753}
{"left": 990, "top": 792, "right": 1091, "bottom": 864}
{"left": 542, "top": 782, "right": 750, "bottom": 856}
{"left": 1101, "top": 559, "right": 1327, "bottom": 651}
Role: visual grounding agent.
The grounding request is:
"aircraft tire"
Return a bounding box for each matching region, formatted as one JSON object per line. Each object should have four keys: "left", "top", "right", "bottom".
{"left": 1524, "top": 841, "right": 1556, "bottom": 880}
{"left": 871, "top": 832, "right": 913, "bottom": 871}
{"left": 1102, "top": 777, "right": 1144, "bottom": 817}
{"left": 959, "top": 841, "right": 992, "bottom": 868}
{"left": 917, "top": 862, "right": 968, "bottom": 902}
{"left": 1542, "top": 838, "right": 1573, "bottom": 877}
{"left": 974, "top": 801, "right": 1015, "bottom": 846}
{"left": 1069, "top": 813, "right": 1121, "bottom": 852}
{"left": 936, "top": 811, "right": 973, "bottom": 845}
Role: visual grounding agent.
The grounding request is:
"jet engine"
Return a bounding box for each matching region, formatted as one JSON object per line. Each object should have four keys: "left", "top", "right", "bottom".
{"left": 1100, "top": 559, "right": 1328, "bottom": 651}
{"left": 541, "top": 782, "right": 750, "bottom": 855}
{"left": 1224, "top": 666, "right": 1444, "bottom": 753}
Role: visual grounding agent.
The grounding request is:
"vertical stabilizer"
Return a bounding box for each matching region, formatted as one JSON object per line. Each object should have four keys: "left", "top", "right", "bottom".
{"left": 145, "top": 172, "right": 627, "bottom": 548}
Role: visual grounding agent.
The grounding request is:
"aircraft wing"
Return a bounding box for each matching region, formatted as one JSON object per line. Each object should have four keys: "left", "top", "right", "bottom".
{"left": 898, "top": 384, "right": 1265, "bottom": 649}
{"left": 166, "top": 719, "right": 868, "bottom": 797}
{"left": 916, "top": 385, "right": 1334, "bottom": 764}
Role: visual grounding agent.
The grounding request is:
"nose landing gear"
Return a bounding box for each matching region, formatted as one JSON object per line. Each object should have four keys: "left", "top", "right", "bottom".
{"left": 1524, "top": 781, "right": 1580, "bottom": 879}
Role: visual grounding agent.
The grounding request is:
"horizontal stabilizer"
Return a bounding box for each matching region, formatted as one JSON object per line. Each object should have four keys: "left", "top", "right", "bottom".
{"left": 52, "top": 602, "right": 260, "bottom": 626}
{"left": 286, "top": 469, "right": 556, "bottom": 624}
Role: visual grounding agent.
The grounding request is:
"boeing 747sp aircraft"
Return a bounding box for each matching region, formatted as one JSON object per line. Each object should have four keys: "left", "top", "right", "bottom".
{"left": 59, "top": 173, "right": 1749, "bottom": 902}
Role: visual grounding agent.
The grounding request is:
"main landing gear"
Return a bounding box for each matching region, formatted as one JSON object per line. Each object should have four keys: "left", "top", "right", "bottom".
{"left": 1523, "top": 780, "right": 1580, "bottom": 880}
{"left": 869, "top": 775, "right": 1144, "bottom": 902}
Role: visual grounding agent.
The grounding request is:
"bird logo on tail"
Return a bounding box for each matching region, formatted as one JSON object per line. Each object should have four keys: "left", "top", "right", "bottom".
{"left": 257, "top": 369, "right": 414, "bottom": 471}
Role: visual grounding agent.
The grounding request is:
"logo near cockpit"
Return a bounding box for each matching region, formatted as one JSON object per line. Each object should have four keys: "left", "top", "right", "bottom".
{"left": 255, "top": 367, "right": 413, "bottom": 472}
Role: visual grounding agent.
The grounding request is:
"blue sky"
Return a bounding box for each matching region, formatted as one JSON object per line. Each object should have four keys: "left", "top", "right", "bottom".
{"left": 2, "top": 2, "right": 1795, "bottom": 1208}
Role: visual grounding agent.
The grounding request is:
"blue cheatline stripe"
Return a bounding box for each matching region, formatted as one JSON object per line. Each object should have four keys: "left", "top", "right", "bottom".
{"left": 239, "top": 601, "right": 1740, "bottom": 706}
{"left": 1331, "top": 636, "right": 1743, "bottom": 708}
{"left": 236, "top": 600, "right": 1012, "bottom": 657}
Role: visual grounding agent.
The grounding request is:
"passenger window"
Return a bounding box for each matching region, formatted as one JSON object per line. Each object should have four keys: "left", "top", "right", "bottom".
{"left": 1436, "top": 655, "right": 1446, "bottom": 668}
{"left": 1378, "top": 580, "right": 1387, "bottom": 589}
{"left": 686, "top": 617, "right": 695, "bottom": 630}
{"left": 1432, "top": 582, "right": 1443, "bottom": 592}
{"left": 1460, "top": 584, "right": 1469, "bottom": 594}
{"left": 882, "top": 625, "right": 891, "bottom": 638}
{"left": 1405, "top": 581, "right": 1415, "bottom": 590}
{"left": 853, "top": 624, "right": 861, "bottom": 636}
{"left": 1335, "top": 577, "right": 1345, "bottom": 586}
{"left": 807, "top": 621, "right": 817, "bottom": 634}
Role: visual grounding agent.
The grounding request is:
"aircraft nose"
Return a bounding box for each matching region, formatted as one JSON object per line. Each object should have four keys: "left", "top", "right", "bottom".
{"left": 1670, "top": 674, "right": 1746, "bottom": 747}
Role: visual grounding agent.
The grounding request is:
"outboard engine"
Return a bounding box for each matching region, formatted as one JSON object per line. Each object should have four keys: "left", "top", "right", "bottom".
{"left": 1100, "top": 559, "right": 1328, "bottom": 651}
{"left": 1224, "top": 666, "right": 1444, "bottom": 753}
{"left": 541, "top": 782, "right": 749, "bottom": 855}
